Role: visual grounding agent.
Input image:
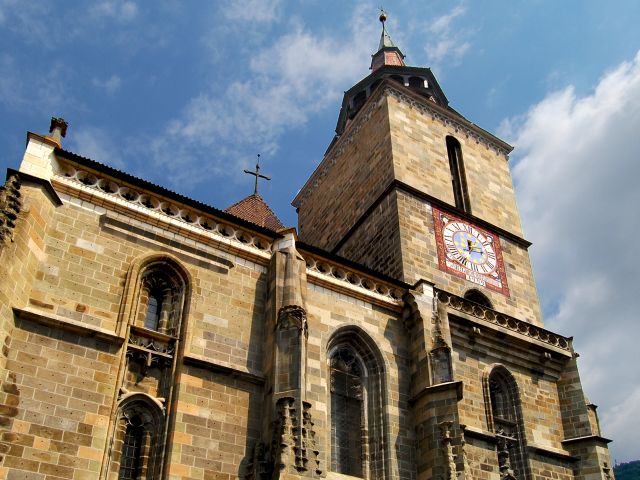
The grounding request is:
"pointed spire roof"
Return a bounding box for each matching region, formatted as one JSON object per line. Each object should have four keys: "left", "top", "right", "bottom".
{"left": 378, "top": 18, "right": 397, "bottom": 50}
{"left": 371, "top": 10, "right": 405, "bottom": 72}
{"left": 225, "top": 193, "right": 285, "bottom": 232}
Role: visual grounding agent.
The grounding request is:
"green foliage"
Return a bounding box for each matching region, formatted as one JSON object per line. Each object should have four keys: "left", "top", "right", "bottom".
{"left": 615, "top": 460, "right": 640, "bottom": 479}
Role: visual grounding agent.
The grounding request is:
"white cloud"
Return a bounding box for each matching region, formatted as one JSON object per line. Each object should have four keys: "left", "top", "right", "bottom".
{"left": 150, "top": 5, "right": 377, "bottom": 188}
{"left": 508, "top": 51, "right": 640, "bottom": 463}
{"left": 69, "top": 127, "right": 125, "bottom": 169}
{"left": 424, "top": 4, "right": 472, "bottom": 70}
{"left": 224, "top": 0, "right": 281, "bottom": 23}
{"left": 0, "top": 0, "right": 52, "bottom": 46}
{"left": 429, "top": 4, "right": 466, "bottom": 35}
{"left": 0, "top": 54, "right": 70, "bottom": 113}
{"left": 0, "top": 0, "right": 147, "bottom": 50}
{"left": 89, "top": 1, "right": 138, "bottom": 22}
{"left": 92, "top": 74, "right": 122, "bottom": 95}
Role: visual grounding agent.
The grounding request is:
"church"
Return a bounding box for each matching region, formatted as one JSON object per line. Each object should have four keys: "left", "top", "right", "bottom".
{"left": 0, "top": 12, "right": 614, "bottom": 480}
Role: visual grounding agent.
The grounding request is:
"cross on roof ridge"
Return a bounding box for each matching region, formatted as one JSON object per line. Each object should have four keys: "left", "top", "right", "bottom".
{"left": 243, "top": 154, "right": 271, "bottom": 195}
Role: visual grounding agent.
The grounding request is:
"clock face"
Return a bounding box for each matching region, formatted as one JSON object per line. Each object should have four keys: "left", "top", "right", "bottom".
{"left": 433, "top": 207, "right": 509, "bottom": 296}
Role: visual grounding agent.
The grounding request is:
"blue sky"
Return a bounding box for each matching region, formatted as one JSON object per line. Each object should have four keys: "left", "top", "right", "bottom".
{"left": 1, "top": 0, "right": 639, "bottom": 463}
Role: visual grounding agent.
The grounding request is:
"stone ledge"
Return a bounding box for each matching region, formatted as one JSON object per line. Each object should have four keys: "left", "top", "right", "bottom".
{"left": 409, "top": 380, "right": 463, "bottom": 405}
{"left": 52, "top": 173, "right": 273, "bottom": 267}
{"left": 462, "top": 425, "right": 497, "bottom": 444}
{"left": 562, "top": 435, "right": 613, "bottom": 446}
{"left": 527, "top": 443, "right": 578, "bottom": 462}
{"left": 13, "top": 306, "right": 122, "bottom": 343}
{"left": 325, "top": 472, "right": 363, "bottom": 480}
{"left": 182, "top": 353, "right": 265, "bottom": 385}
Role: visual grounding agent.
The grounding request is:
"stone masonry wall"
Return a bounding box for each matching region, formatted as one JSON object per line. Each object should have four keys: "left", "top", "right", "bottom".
{"left": 336, "top": 190, "right": 403, "bottom": 280}
{"left": 304, "top": 284, "right": 414, "bottom": 479}
{"left": 166, "top": 365, "right": 263, "bottom": 479}
{"left": 387, "top": 90, "right": 523, "bottom": 238}
{"left": 0, "top": 183, "right": 60, "bottom": 478}
{"left": 0, "top": 317, "right": 119, "bottom": 479}
{"left": 0, "top": 178, "right": 270, "bottom": 479}
{"left": 296, "top": 94, "right": 395, "bottom": 252}
{"left": 450, "top": 316, "right": 578, "bottom": 477}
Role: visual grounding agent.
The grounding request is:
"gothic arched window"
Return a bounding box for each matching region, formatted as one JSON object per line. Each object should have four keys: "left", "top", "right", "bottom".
{"left": 112, "top": 254, "right": 191, "bottom": 480}
{"left": 328, "top": 327, "right": 389, "bottom": 479}
{"left": 446, "top": 136, "right": 471, "bottom": 213}
{"left": 114, "top": 395, "right": 164, "bottom": 480}
{"left": 464, "top": 289, "right": 492, "bottom": 308}
{"left": 330, "top": 348, "right": 364, "bottom": 477}
{"left": 486, "top": 366, "right": 529, "bottom": 479}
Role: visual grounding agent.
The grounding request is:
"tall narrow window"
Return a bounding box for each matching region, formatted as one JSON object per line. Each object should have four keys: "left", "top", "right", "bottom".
{"left": 144, "top": 291, "right": 162, "bottom": 331}
{"left": 112, "top": 254, "right": 191, "bottom": 480}
{"left": 487, "top": 367, "right": 529, "bottom": 479}
{"left": 446, "top": 136, "right": 471, "bottom": 213}
{"left": 330, "top": 348, "right": 364, "bottom": 477}
{"left": 119, "top": 415, "right": 144, "bottom": 480}
{"left": 140, "top": 270, "right": 181, "bottom": 335}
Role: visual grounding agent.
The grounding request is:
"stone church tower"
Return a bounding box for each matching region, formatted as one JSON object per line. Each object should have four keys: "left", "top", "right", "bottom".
{"left": 0, "top": 12, "right": 614, "bottom": 480}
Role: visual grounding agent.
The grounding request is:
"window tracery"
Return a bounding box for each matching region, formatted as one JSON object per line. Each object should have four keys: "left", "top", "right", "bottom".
{"left": 113, "top": 396, "right": 164, "bottom": 480}
{"left": 327, "top": 328, "right": 389, "bottom": 479}
{"left": 119, "top": 414, "right": 144, "bottom": 479}
{"left": 330, "top": 348, "right": 364, "bottom": 476}
{"left": 486, "top": 366, "right": 529, "bottom": 479}
{"left": 107, "top": 253, "right": 191, "bottom": 480}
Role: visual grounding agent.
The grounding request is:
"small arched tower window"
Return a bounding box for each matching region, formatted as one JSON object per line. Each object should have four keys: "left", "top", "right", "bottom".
{"left": 390, "top": 74, "right": 404, "bottom": 85}
{"left": 464, "top": 289, "right": 492, "bottom": 308}
{"left": 486, "top": 366, "right": 529, "bottom": 478}
{"left": 446, "top": 136, "right": 471, "bottom": 213}
{"left": 330, "top": 347, "right": 364, "bottom": 477}
{"left": 408, "top": 76, "right": 425, "bottom": 88}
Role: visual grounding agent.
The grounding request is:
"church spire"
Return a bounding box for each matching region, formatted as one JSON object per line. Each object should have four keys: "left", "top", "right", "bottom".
{"left": 371, "top": 10, "right": 405, "bottom": 72}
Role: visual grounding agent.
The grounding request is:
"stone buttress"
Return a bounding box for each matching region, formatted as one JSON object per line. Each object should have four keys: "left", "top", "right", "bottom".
{"left": 249, "top": 232, "right": 322, "bottom": 479}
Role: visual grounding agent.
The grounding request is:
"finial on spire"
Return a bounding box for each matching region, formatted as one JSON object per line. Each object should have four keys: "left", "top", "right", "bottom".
{"left": 243, "top": 154, "right": 271, "bottom": 195}
{"left": 371, "top": 9, "right": 405, "bottom": 71}
{"left": 379, "top": 8, "right": 387, "bottom": 25}
{"left": 377, "top": 9, "right": 397, "bottom": 50}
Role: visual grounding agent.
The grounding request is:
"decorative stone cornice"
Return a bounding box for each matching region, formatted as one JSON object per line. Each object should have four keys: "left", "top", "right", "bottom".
{"left": 303, "top": 252, "right": 404, "bottom": 307}
{"left": 52, "top": 161, "right": 275, "bottom": 256}
{"left": 436, "top": 289, "right": 573, "bottom": 353}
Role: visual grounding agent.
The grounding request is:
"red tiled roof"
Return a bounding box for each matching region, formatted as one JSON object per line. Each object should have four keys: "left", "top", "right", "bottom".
{"left": 224, "top": 194, "right": 285, "bottom": 232}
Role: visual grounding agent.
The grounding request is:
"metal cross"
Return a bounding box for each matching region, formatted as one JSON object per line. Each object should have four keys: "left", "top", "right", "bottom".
{"left": 243, "top": 154, "right": 271, "bottom": 195}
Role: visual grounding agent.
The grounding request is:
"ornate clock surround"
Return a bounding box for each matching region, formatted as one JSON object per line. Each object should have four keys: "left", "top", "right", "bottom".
{"left": 433, "top": 206, "right": 510, "bottom": 297}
